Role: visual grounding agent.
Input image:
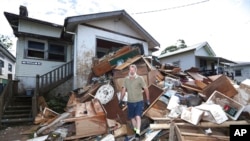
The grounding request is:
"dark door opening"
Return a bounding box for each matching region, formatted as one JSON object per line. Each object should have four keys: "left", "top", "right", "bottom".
{"left": 96, "top": 38, "right": 126, "bottom": 58}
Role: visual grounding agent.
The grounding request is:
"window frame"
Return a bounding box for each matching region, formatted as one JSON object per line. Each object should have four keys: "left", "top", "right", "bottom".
{"left": 235, "top": 69, "right": 242, "bottom": 77}
{"left": 47, "top": 43, "right": 66, "bottom": 62}
{"left": 25, "top": 39, "right": 66, "bottom": 62}
{"left": 26, "top": 40, "right": 46, "bottom": 60}
{"left": 8, "top": 63, "right": 12, "bottom": 72}
{"left": 0, "top": 60, "right": 4, "bottom": 68}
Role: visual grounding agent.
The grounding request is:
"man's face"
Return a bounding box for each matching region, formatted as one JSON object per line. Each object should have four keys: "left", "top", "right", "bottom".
{"left": 129, "top": 66, "right": 136, "bottom": 76}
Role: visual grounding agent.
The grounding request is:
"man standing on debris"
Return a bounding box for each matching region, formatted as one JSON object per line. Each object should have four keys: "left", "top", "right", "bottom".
{"left": 119, "top": 64, "right": 150, "bottom": 139}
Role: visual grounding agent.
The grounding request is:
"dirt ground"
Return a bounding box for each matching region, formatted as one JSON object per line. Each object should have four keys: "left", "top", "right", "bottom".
{"left": 0, "top": 123, "right": 38, "bottom": 141}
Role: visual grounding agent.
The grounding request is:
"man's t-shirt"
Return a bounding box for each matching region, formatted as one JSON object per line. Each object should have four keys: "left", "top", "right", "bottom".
{"left": 123, "top": 75, "right": 146, "bottom": 102}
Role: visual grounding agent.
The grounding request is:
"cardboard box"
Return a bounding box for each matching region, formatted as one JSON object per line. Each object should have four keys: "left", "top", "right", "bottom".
{"left": 206, "top": 91, "right": 245, "bottom": 120}
{"left": 196, "top": 103, "right": 228, "bottom": 124}
{"left": 181, "top": 107, "right": 204, "bottom": 125}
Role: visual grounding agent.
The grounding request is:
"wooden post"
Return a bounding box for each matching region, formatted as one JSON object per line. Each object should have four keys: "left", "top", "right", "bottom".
{"left": 36, "top": 74, "right": 40, "bottom": 96}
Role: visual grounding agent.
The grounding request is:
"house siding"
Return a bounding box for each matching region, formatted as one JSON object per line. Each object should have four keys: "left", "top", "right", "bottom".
{"left": 73, "top": 22, "right": 149, "bottom": 89}
{"left": 195, "top": 47, "right": 211, "bottom": 56}
{"left": 15, "top": 36, "right": 73, "bottom": 94}
{"left": 0, "top": 44, "right": 15, "bottom": 93}
{"left": 226, "top": 65, "right": 250, "bottom": 83}
{"left": 19, "top": 20, "right": 62, "bottom": 38}
{"left": 87, "top": 19, "right": 142, "bottom": 38}
{"left": 0, "top": 53, "right": 15, "bottom": 80}
{"left": 160, "top": 51, "right": 195, "bottom": 71}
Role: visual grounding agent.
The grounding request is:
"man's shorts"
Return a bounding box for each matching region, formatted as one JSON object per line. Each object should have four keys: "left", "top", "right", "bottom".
{"left": 127, "top": 101, "right": 144, "bottom": 119}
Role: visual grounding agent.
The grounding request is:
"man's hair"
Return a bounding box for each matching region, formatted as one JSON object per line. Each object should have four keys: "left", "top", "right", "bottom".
{"left": 130, "top": 64, "right": 137, "bottom": 72}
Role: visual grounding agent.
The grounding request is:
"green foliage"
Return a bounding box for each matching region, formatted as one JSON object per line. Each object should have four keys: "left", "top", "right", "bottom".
{"left": 177, "top": 39, "right": 187, "bottom": 48}
{"left": 47, "top": 95, "right": 69, "bottom": 113}
{"left": 160, "top": 45, "right": 177, "bottom": 55}
{"left": 0, "top": 34, "right": 13, "bottom": 49}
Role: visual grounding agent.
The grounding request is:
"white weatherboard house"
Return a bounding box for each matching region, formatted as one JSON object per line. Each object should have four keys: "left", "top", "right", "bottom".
{"left": 158, "top": 42, "right": 235, "bottom": 76}
{"left": 0, "top": 43, "right": 16, "bottom": 92}
{"left": 4, "top": 6, "right": 159, "bottom": 96}
{"left": 225, "top": 62, "right": 250, "bottom": 83}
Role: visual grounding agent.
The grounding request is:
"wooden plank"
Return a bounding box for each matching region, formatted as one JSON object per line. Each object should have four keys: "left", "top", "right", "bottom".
{"left": 195, "top": 80, "right": 207, "bottom": 89}
{"left": 148, "top": 70, "right": 164, "bottom": 86}
{"left": 144, "top": 100, "right": 168, "bottom": 119}
{"left": 142, "top": 57, "right": 154, "bottom": 70}
{"left": 92, "top": 60, "right": 115, "bottom": 76}
{"left": 64, "top": 99, "right": 108, "bottom": 139}
{"left": 141, "top": 129, "right": 161, "bottom": 141}
{"left": 187, "top": 72, "right": 208, "bottom": 81}
{"left": 109, "top": 48, "right": 140, "bottom": 66}
{"left": 143, "top": 84, "right": 164, "bottom": 116}
{"left": 114, "top": 55, "right": 142, "bottom": 70}
{"left": 169, "top": 122, "right": 176, "bottom": 141}
{"left": 150, "top": 120, "right": 250, "bottom": 130}
{"left": 78, "top": 83, "right": 101, "bottom": 103}
{"left": 202, "top": 75, "right": 238, "bottom": 99}
{"left": 181, "top": 132, "right": 229, "bottom": 139}
{"left": 208, "top": 74, "right": 222, "bottom": 81}
{"left": 181, "top": 81, "right": 203, "bottom": 93}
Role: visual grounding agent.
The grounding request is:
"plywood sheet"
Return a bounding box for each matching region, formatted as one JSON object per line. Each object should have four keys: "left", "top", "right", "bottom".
{"left": 202, "top": 75, "right": 238, "bottom": 99}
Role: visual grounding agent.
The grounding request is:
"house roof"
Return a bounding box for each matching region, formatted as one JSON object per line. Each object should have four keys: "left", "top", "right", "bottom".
{"left": 4, "top": 12, "right": 63, "bottom": 37}
{"left": 229, "top": 62, "right": 250, "bottom": 67}
{"left": 0, "top": 43, "right": 16, "bottom": 62}
{"left": 158, "top": 42, "right": 216, "bottom": 59}
{"left": 63, "top": 10, "right": 160, "bottom": 51}
{"left": 4, "top": 12, "right": 73, "bottom": 43}
{"left": 196, "top": 56, "right": 237, "bottom": 64}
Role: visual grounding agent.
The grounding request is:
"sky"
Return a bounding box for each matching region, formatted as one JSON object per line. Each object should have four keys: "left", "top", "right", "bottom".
{"left": 0, "top": 0, "right": 250, "bottom": 62}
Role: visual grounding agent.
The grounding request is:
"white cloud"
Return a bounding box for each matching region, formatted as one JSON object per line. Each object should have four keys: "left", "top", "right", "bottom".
{"left": 0, "top": 0, "right": 250, "bottom": 62}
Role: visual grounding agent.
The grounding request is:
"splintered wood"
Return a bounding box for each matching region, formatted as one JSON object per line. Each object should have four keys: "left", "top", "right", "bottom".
{"left": 64, "top": 99, "right": 108, "bottom": 140}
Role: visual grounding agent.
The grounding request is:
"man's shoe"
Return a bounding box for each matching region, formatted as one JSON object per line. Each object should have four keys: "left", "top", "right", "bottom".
{"left": 135, "top": 133, "right": 140, "bottom": 140}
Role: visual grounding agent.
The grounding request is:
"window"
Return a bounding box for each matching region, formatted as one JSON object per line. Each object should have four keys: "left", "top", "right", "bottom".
{"left": 235, "top": 70, "right": 242, "bottom": 76}
{"left": 0, "top": 60, "right": 4, "bottom": 67}
{"left": 172, "top": 61, "right": 180, "bottom": 67}
{"left": 26, "top": 40, "right": 66, "bottom": 62}
{"left": 48, "top": 44, "right": 65, "bottom": 61}
{"left": 8, "top": 63, "right": 12, "bottom": 72}
{"left": 27, "top": 41, "right": 45, "bottom": 59}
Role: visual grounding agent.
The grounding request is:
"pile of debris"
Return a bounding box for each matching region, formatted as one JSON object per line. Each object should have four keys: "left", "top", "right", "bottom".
{"left": 29, "top": 45, "right": 250, "bottom": 141}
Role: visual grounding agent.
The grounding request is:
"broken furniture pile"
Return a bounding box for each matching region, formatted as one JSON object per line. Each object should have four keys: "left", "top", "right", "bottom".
{"left": 31, "top": 45, "right": 250, "bottom": 141}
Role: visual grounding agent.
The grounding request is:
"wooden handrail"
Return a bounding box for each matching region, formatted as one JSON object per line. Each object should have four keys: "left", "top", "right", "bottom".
{"left": 0, "top": 80, "right": 14, "bottom": 125}
{"left": 36, "top": 60, "right": 74, "bottom": 96}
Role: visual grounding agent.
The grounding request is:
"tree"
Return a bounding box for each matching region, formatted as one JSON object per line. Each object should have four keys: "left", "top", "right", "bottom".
{"left": 0, "top": 34, "right": 13, "bottom": 49}
{"left": 160, "top": 45, "right": 177, "bottom": 55}
{"left": 176, "top": 39, "right": 187, "bottom": 48}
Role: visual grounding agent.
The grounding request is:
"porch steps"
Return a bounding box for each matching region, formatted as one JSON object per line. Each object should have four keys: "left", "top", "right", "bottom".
{"left": 1, "top": 95, "right": 33, "bottom": 125}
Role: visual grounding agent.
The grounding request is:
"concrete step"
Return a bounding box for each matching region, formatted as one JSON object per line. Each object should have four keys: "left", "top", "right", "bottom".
{"left": 4, "top": 109, "right": 31, "bottom": 114}
{"left": 2, "top": 113, "right": 31, "bottom": 119}
{"left": 1, "top": 117, "right": 33, "bottom": 123}
{"left": 6, "top": 105, "right": 32, "bottom": 109}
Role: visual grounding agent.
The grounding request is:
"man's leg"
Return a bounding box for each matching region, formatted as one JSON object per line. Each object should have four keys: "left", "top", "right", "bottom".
{"left": 135, "top": 115, "right": 141, "bottom": 134}
{"left": 131, "top": 118, "right": 137, "bottom": 131}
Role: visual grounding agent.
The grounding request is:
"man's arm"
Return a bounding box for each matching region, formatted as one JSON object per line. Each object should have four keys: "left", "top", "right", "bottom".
{"left": 120, "top": 87, "right": 126, "bottom": 101}
{"left": 144, "top": 86, "right": 150, "bottom": 102}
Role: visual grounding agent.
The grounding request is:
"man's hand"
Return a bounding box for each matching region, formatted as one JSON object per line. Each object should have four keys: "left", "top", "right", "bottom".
{"left": 119, "top": 101, "right": 125, "bottom": 109}
{"left": 144, "top": 100, "right": 150, "bottom": 109}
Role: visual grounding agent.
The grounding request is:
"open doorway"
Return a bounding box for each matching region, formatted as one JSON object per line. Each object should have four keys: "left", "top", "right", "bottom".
{"left": 96, "top": 38, "right": 126, "bottom": 58}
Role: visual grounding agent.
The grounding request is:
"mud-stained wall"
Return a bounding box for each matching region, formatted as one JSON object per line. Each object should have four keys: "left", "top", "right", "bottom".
{"left": 73, "top": 23, "right": 149, "bottom": 89}
{"left": 75, "top": 40, "right": 94, "bottom": 88}
{"left": 47, "top": 77, "right": 74, "bottom": 99}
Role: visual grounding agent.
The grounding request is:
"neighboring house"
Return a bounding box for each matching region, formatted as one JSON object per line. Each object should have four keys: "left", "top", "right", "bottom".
{"left": 224, "top": 62, "right": 250, "bottom": 83}
{"left": 4, "top": 6, "right": 159, "bottom": 96}
{"left": 158, "top": 42, "right": 235, "bottom": 76}
{"left": 0, "top": 43, "right": 16, "bottom": 93}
